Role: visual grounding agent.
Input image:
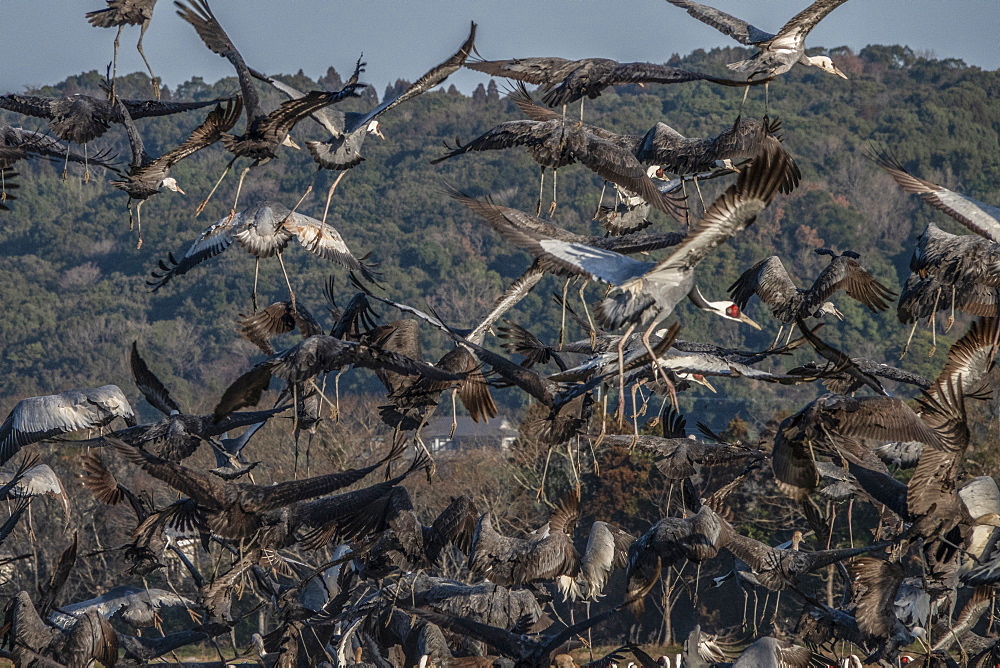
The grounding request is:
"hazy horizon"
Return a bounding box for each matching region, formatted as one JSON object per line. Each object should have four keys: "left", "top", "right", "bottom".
{"left": 0, "top": 1, "right": 996, "bottom": 96}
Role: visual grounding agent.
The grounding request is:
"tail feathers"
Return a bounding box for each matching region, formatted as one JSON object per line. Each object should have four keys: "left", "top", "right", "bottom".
{"left": 596, "top": 292, "right": 655, "bottom": 330}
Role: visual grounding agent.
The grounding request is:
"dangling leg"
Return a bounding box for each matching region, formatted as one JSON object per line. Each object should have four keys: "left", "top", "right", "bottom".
{"left": 771, "top": 324, "right": 784, "bottom": 350}
{"left": 83, "top": 143, "right": 90, "bottom": 183}
{"left": 62, "top": 143, "right": 70, "bottom": 180}
{"left": 615, "top": 322, "right": 637, "bottom": 426}
{"left": 928, "top": 286, "right": 943, "bottom": 356}
{"left": 134, "top": 200, "right": 144, "bottom": 249}
{"left": 693, "top": 175, "right": 707, "bottom": 211}
{"left": 111, "top": 25, "right": 124, "bottom": 84}
{"left": 593, "top": 181, "right": 607, "bottom": 220}
{"left": 900, "top": 318, "right": 919, "bottom": 359}
{"left": 197, "top": 158, "right": 236, "bottom": 216}
{"left": 137, "top": 20, "right": 159, "bottom": 99}
{"left": 251, "top": 257, "right": 260, "bottom": 312}
{"left": 276, "top": 251, "right": 297, "bottom": 310}
{"left": 548, "top": 168, "right": 558, "bottom": 217}
{"left": 558, "top": 277, "right": 570, "bottom": 349}
{"left": 641, "top": 319, "right": 676, "bottom": 408}
{"left": 450, "top": 388, "right": 458, "bottom": 438}
{"left": 321, "top": 170, "right": 347, "bottom": 225}
{"left": 230, "top": 165, "right": 252, "bottom": 219}
{"left": 945, "top": 285, "right": 956, "bottom": 332}
{"left": 737, "top": 84, "right": 750, "bottom": 118}
{"left": 579, "top": 98, "right": 585, "bottom": 122}
{"left": 127, "top": 199, "right": 135, "bottom": 231}
{"left": 764, "top": 81, "right": 770, "bottom": 116}
{"left": 536, "top": 166, "right": 546, "bottom": 216}
{"left": 579, "top": 283, "right": 597, "bottom": 346}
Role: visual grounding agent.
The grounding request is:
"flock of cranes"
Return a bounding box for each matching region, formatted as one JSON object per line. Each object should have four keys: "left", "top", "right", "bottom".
{"left": 0, "top": 0, "right": 998, "bottom": 666}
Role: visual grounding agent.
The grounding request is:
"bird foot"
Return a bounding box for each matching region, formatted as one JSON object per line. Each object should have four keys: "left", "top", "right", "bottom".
{"left": 647, "top": 416, "right": 660, "bottom": 429}
{"left": 136, "top": 236, "right": 143, "bottom": 250}
{"left": 83, "top": 170, "right": 91, "bottom": 184}
{"left": 547, "top": 200, "right": 557, "bottom": 217}
{"left": 152, "top": 79, "right": 161, "bottom": 100}
{"left": 195, "top": 199, "right": 209, "bottom": 216}
{"left": 61, "top": 169, "right": 69, "bottom": 182}
{"left": 898, "top": 346, "right": 908, "bottom": 360}
{"left": 944, "top": 316, "right": 954, "bottom": 332}
{"left": 227, "top": 209, "right": 236, "bottom": 223}
{"left": 927, "top": 345, "right": 936, "bottom": 357}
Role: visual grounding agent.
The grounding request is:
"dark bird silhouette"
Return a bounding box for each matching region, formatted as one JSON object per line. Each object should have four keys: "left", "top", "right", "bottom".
{"left": 253, "top": 22, "right": 477, "bottom": 223}
{"left": 729, "top": 249, "right": 895, "bottom": 345}
{"left": 465, "top": 55, "right": 761, "bottom": 108}
{"left": 175, "top": 0, "right": 367, "bottom": 216}
{"left": 112, "top": 96, "right": 241, "bottom": 248}
{"left": 86, "top": 0, "right": 161, "bottom": 94}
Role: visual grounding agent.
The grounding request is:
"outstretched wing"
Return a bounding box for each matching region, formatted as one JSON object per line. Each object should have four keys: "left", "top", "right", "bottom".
{"left": 146, "top": 211, "right": 239, "bottom": 290}
{"left": 665, "top": 0, "right": 776, "bottom": 45}
{"left": 149, "top": 98, "right": 242, "bottom": 171}
{"left": 728, "top": 256, "right": 798, "bottom": 311}
{"left": 130, "top": 342, "right": 182, "bottom": 416}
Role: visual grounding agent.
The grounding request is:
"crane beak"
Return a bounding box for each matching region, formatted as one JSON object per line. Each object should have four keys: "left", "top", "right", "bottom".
{"left": 376, "top": 128, "right": 386, "bottom": 140}
{"left": 738, "top": 312, "right": 762, "bottom": 330}
{"left": 175, "top": 186, "right": 186, "bottom": 195}
{"left": 832, "top": 66, "right": 848, "bottom": 80}
{"left": 691, "top": 373, "right": 716, "bottom": 393}
{"left": 282, "top": 135, "right": 301, "bottom": 150}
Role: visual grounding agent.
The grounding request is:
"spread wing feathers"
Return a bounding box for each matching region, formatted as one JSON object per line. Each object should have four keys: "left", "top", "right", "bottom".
{"left": 496, "top": 320, "right": 561, "bottom": 369}
{"left": 871, "top": 146, "right": 1000, "bottom": 242}
{"left": 797, "top": 321, "right": 888, "bottom": 396}
{"left": 130, "top": 341, "right": 181, "bottom": 416}
{"left": 643, "top": 136, "right": 797, "bottom": 282}
{"left": 908, "top": 379, "right": 970, "bottom": 524}
{"left": 729, "top": 256, "right": 798, "bottom": 311}
{"left": 771, "top": 423, "right": 820, "bottom": 502}
{"left": 548, "top": 488, "right": 581, "bottom": 534}
{"left": 441, "top": 347, "right": 498, "bottom": 422}
{"left": 434, "top": 122, "right": 685, "bottom": 221}
{"left": 0, "top": 497, "right": 29, "bottom": 545}
{"left": 110, "top": 435, "right": 227, "bottom": 509}
{"left": 147, "top": 213, "right": 239, "bottom": 290}
{"left": 268, "top": 335, "right": 464, "bottom": 385}
{"left": 563, "top": 521, "right": 635, "bottom": 601}
{"left": 850, "top": 557, "right": 905, "bottom": 638}
{"left": 425, "top": 495, "right": 480, "bottom": 562}
{"left": 252, "top": 89, "right": 359, "bottom": 145}
{"left": 81, "top": 451, "right": 142, "bottom": 516}
{"left": 803, "top": 254, "right": 895, "bottom": 314}
{"left": 365, "top": 319, "right": 425, "bottom": 394}
{"left": 212, "top": 365, "right": 273, "bottom": 420}
{"left": 144, "top": 97, "right": 241, "bottom": 172}
{"left": 0, "top": 453, "right": 40, "bottom": 500}
{"left": 280, "top": 210, "right": 378, "bottom": 280}
{"left": 0, "top": 168, "right": 18, "bottom": 211}
{"left": 931, "top": 317, "right": 997, "bottom": 399}
{"left": 237, "top": 301, "right": 323, "bottom": 355}
{"left": 37, "top": 534, "right": 78, "bottom": 617}
{"left": 665, "top": 0, "right": 776, "bottom": 45}
{"left": 0, "top": 385, "right": 134, "bottom": 465}
{"left": 774, "top": 0, "right": 850, "bottom": 42}
{"left": 175, "top": 0, "right": 259, "bottom": 120}
{"left": 351, "top": 21, "right": 476, "bottom": 130}
{"left": 724, "top": 530, "right": 887, "bottom": 591}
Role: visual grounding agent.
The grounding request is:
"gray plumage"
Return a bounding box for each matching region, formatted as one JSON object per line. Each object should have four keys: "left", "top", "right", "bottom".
{"left": 0, "top": 385, "right": 134, "bottom": 465}
{"left": 50, "top": 585, "right": 194, "bottom": 629}
{"left": 666, "top": 0, "right": 850, "bottom": 80}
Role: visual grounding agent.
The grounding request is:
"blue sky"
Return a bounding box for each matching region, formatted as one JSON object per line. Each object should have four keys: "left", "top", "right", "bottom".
{"left": 1, "top": 1, "right": 996, "bottom": 95}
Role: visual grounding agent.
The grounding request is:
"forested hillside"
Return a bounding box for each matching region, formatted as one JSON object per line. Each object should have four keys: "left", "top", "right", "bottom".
{"left": 2, "top": 44, "right": 997, "bottom": 434}
{"left": 2, "top": 43, "right": 999, "bottom": 652}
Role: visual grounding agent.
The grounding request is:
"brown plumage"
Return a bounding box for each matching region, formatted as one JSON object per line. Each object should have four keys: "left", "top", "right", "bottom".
{"left": 237, "top": 300, "right": 322, "bottom": 355}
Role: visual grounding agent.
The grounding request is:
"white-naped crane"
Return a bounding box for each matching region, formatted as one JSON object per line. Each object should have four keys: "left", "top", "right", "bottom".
{"left": 86, "top": 0, "right": 161, "bottom": 95}
{"left": 0, "top": 89, "right": 227, "bottom": 180}
{"left": 665, "top": 0, "right": 849, "bottom": 111}
{"left": 146, "top": 200, "right": 378, "bottom": 310}
{"left": 456, "top": 138, "right": 792, "bottom": 414}
{"left": 728, "top": 248, "right": 895, "bottom": 346}
{"left": 252, "top": 22, "right": 477, "bottom": 224}
{"left": 0, "top": 385, "right": 134, "bottom": 466}
{"left": 175, "top": 0, "right": 367, "bottom": 218}
{"left": 111, "top": 95, "right": 242, "bottom": 248}
{"left": 465, "top": 55, "right": 763, "bottom": 111}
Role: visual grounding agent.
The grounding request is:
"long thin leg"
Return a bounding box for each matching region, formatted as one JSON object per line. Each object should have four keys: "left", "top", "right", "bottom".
{"left": 928, "top": 286, "right": 943, "bottom": 356}
{"left": 771, "top": 324, "right": 784, "bottom": 350}
{"left": 62, "top": 143, "right": 70, "bottom": 180}
{"left": 251, "top": 257, "right": 260, "bottom": 312}
{"left": 579, "top": 97, "right": 585, "bottom": 122}
{"left": 900, "top": 319, "right": 919, "bottom": 359}
{"left": 134, "top": 200, "right": 144, "bottom": 249}
{"left": 579, "top": 283, "right": 597, "bottom": 346}
{"left": 593, "top": 181, "right": 607, "bottom": 220}
{"left": 321, "top": 170, "right": 347, "bottom": 225}
{"left": 693, "top": 176, "right": 707, "bottom": 211}
{"left": 945, "top": 285, "right": 956, "bottom": 332}
{"left": 536, "top": 167, "right": 545, "bottom": 216}
{"left": 558, "top": 277, "right": 570, "bottom": 350}
{"left": 112, "top": 25, "right": 123, "bottom": 83}
{"left": 764, "top": 81, "right": 770, "bottom": 116}
{"left": 197, "top": 158, "right": 235, "bottom": 216}
{"left": 548, "top": 168, "right": 558, "bottom": 217}
{"left": 231, "top": 165, "right": 251, "bottom": 218}
{"left": 615, "top": 323, "right": 637, "bottom": 426}
{"left": 276, "top": 252, "right": 297, "bottom": 310}
{"left": 83, "top": 143, "right": 90, "bottom": 183}
{"left": 136, "top": 20, "right": 159, "bottom": 99}
{"left": 641, "top": 320, "right": 676, "bottom": 408}
{"left": 450, "top": 389, "right": 458, "bottom": 438}
{"left": 737, "top": 84, "right": 750, "bottom": 118}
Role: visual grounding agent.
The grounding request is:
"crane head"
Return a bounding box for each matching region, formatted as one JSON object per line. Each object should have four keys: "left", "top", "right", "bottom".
{"left": 367, "top": 120, "right": 385, "bottom": 139}
{"left": 160, "top": 177, "right": 185, "bottom": 195}
{"left": 808, "top": 55, "right": 848, "bottom": 80}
